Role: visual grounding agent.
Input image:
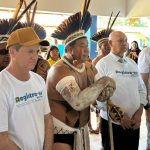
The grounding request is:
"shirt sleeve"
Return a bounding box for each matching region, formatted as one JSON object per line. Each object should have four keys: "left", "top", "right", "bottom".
{"left": 138, "top": 49, "right": 150, "bottom": 104}
{"left": 95, "top": 60, "right": 107, "bottom": 106}
{"left": 95, "top": 60, "right": 106, "bottom": 77}
{"left": 42, "top": 80, "right": 51, "bottom": 115}
{"left": 0, "top": 89, "right": 9, "bottom": 132}
{"left": 138, "top": 73, "right": 147, "bottom": 106}
{"left": 138, "top": 49, "right": 150, "bottom": 73}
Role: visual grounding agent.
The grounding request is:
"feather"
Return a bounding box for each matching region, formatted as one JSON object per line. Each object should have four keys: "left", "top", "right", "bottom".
{"left": 30, "top": 1, "right": 37, "bottom": 26}
{"left": 0, "top": 0, "right": 46, "bottom": 43}
{"left": 32, "top": 23, "right": 46, "bottom": 39}
{"left": 80, "top": 0, "right": 91, "bottom": 29}
{"left": 23, "top": 0, "right": 30, "bottom": 25}
{"left": 7, "top": 0, "right": 36, "bottom": 34}
{"left": 12, "top": 0, "right": 24, "bottom": 21}
{"left": 109, "top": 11, "right": 120, "bottom": 30}
{"left": 15, "top": 22, "right": 46, "bottom": 39}
{"left": 91, "top": 11, "right": 120, "bottom": 42}
{"left": 51, "top": 12, "right": 81, "bottom": 40}
{"left": 51, "top": 0, "right": 91, "bottom": 42}
{"left": 106, "top": 11, "right": 113, "bottom": 31}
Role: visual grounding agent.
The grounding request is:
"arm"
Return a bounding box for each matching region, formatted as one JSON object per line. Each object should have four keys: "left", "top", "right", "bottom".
{"left": 138, "top": 74, "right": 147, "bottom": 106}
{"left": 138, "top": 49, "right": 150, "bottom": 103}
{"left": 56, "top": 75, "right": 115, "bottom": 111}
{"left": 140, "top": 73, "right": 150, "bottom": 122}
{"left": 0, "top": 89, "right": 20, "bottom": 150}
{"left": 140, "top": 73, "right": 149, "bottom": 100}
{"left": 43, "top": 113, "right": 53, "bottom": 150}
{"left": 131, "top": 104, "right": 143, "bottom": 129}
{"left": 0, "top": 132, "right": 20, "bottom": 150}
{"left": 138, "top": 49, "right": 150, "bottom": 122}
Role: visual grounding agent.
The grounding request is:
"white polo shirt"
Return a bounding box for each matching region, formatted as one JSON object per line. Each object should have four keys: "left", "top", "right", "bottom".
{"left": 96, "top": 52, "right": 147, "bottom": 123}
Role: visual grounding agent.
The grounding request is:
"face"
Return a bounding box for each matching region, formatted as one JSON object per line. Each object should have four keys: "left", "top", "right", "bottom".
{"left": 71, "top": 38, "right": 89, "bottom": 63}
{"left": 50, "top": 48, "right": 59, "bottom": 59}
{"left": 99, "top": 40, "right": 110, "bottom": 55}
{"left": 131, "top": 42, "right": 137, "bottom": 49}
{"left": 109, "top": 32, "right": 128, "bottom": 57}
{"left": 10, "top": 44, "right": 40, "bottom": 71}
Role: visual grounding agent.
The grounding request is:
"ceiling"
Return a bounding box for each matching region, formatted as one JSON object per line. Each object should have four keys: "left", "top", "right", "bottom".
{"left": 0, "top": 0, "right": 149, "bottom": 18}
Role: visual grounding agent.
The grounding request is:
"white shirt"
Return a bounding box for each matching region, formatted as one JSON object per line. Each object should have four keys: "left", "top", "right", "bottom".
{"left": 0, "top": 70, "right": 50, "bottom": 150}
{"left": 138, "top": 47, "right": 150, "bottom": 101}
{"left": 96, "top": 52, "right": 147, "bottom": 123}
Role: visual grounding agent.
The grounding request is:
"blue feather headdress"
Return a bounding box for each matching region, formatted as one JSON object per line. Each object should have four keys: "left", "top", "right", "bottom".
{"left": 0, "top": 0, "right": 46, "bottom": 45}
{"left": 51, "top": 0, "right": 92, "bottom": 47}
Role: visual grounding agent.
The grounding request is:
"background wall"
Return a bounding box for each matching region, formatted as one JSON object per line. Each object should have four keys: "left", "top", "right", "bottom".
{"left": 126, "top": 0, "right": 150, "bottom": 17}
{"left": 1, "top": 0, "right": 150, "bottom": 17}
{"left": 0, "top": 0, "right": 125, "bottom": 17}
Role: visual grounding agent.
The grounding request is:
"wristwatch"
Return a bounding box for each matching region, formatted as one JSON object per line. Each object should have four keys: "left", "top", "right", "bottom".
{"left": 144, "top": 103, "right": 150, "bottom": 110}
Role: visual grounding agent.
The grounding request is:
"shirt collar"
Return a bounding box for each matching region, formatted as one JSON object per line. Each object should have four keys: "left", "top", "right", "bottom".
{"left": 109, "top": 52, "right": 127, "bottom": 63}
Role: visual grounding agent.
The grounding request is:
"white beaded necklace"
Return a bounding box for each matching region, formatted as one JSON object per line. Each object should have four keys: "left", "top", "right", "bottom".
{"left": 62, "top": 57, "right": 85, "bottom": 73}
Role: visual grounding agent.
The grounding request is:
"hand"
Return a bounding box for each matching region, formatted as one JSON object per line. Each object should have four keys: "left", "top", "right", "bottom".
{"left": 131, "top": 105, "right": 143, "bottom": 129}
{"left": 120, "top": 113, "right": 132, "bottom": 129}
{"left": 98, "top": 87, "right": 115, "bottom": 101}
{"left": 132, "top": 52, "right": 138, "bottom": 58}
{"left": 96, "top": 76, "right": 116, "bottom": 101}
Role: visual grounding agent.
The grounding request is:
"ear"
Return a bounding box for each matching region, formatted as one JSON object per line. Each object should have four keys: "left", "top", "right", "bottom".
{"left": 108, "top": 40, "right": 112, "bottom": 47}
{"left": 65, "top": 45, "right": 73, "bottom": 53}
{"left": 9, "top": 47, "right": 17, "bottom": 57}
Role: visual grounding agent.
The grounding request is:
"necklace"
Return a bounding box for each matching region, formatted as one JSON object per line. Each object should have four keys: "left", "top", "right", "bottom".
{"left": 62, "top": 57, "right": 85, "bottom": 73}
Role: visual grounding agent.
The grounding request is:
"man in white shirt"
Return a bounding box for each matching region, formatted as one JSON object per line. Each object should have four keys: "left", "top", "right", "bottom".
{"left": 138, "top": 47, "right": 150, "bottom": 150}
{"left": 0, "top": 27, "right": 53, "bottom": 150}
{"left": 96, "top": 31, "right": 147, "bottom": 150}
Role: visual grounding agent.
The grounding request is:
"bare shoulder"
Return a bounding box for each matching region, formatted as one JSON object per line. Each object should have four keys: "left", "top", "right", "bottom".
{"left": 47, "top": 60, "right": 72, "bottom": 86}
{"left": 92, "top": 57, "right": 99, "bottom": 66}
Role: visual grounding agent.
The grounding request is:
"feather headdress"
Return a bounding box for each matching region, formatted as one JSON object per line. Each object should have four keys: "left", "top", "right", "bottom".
{"left": 51, "top": 0, "right": 92, "bottom": 47}
{"left": 0, "top": 0, "right": 46, "bottom": 44}
{"left": 20, "top": 0, "right": 46, "bottom": 39}
{"left": 91, "top": 11, "right": 120, "bottom": 45}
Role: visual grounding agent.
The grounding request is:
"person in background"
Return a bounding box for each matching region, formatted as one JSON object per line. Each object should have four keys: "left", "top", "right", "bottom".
{"left": 138, "top": 47, "right": 150, "bottom": 150}
{"left": 33, "top": 40, "right": 50, "bottom": 81}
{"left": 128, "top": 40, "right": 141, "bottom": 63}
{"left": 0, "top": 27, "right": 53, "bottom": 150}
{"left": 96, "top": 31, "right": 147, "bottom": 150}
{"left": 0, "top": 0, "right": 50, "bottom": 81}
{"left": 89, "top": 30, "right": 112, "bottom": 134}
{"left": 40, "top": 43, "right": 50, "bottom": 59}
{"left": 47, "top": 1, "right": 116, "bottom": 149}
{"left": 89, "top": 12, "right": 119, "bottom": 134}
{"left": 92, "top": 11, "right": 119, "bottom": 66}
{"left": 0, "top": 41, "right": 10, "bottom": 71}
{"left": 46, "top": 46, "right": 61, "bottom": 66}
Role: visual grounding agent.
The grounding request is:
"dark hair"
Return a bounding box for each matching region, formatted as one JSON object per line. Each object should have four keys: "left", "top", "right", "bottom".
{"left": 130, "top": 41, "right": 140, "bottom": 50}
{"left": 50, "top": 46, "right": 58, "bottom": 51}
{"left": 46, "top": 46, "right": 60, "bottom": 60}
